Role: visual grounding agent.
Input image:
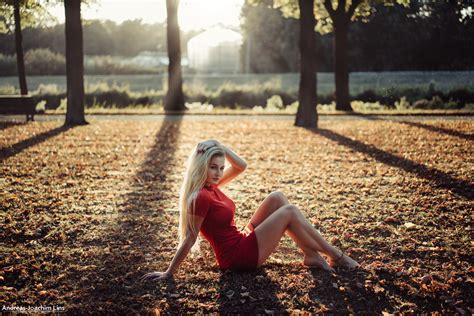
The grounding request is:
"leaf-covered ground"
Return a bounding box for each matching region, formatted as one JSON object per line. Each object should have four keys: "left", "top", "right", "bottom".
{"left": 1, "top": 117, "right": 473, "bottom": 314}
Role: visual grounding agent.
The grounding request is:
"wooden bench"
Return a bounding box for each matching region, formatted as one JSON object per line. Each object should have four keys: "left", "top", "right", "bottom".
{"left": 0, "top": 95, "right": 36, "bottom": 121}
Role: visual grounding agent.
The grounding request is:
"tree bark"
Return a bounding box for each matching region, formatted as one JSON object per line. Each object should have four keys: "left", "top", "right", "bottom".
{"left": 165, "top": 0, "right": 186, "bottom": 112}
{"left": 334, "top": 15, "right": 352, "bottom": 111}
{"left": 295, "top": 0, "right": 318, "bottom": 128}
{"left": 13, "top": 0, "right": 28, "bottom": 95}
{"left": 64, "top": 0, "right": 87, "bottom": 125}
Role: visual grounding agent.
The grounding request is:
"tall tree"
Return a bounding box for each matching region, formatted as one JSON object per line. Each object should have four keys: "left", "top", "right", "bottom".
{"left": 262, "top": 0, "right": 409, "bottom": 112}
{"left": 165, "top": 0, "right": 186, "bottom": 111}
{"left": 248, "top": 0, "right": 318, "bottom": 127}
{"left": 64, "top": 0, "right": 87, "bottom": 125}
{"left": 323, "top": 0, "right": 361, "bottom": 111}
{"left": 241, "top": 2, "right": 300, "bottom": 73}
{"left": 12, "top": 0, "right": 27, "bottom": 95}
{"left": 295, "top": 0, "right": 317, "bottom": 127}
{"left": 0, "top": 0, "right": 51, "bottom": 95}
{"left": 316, "top": 0, "right": 410, "bottom": 110}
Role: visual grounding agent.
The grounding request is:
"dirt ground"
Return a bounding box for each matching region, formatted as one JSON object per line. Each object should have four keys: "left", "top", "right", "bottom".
{"left": 1, "top": 117, "right": 472, "bottom": 314}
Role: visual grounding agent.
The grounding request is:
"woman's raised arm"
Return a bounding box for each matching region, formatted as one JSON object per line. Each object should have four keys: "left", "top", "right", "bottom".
{"left": 216, "top": 144, "right": 247, "bottom": 187}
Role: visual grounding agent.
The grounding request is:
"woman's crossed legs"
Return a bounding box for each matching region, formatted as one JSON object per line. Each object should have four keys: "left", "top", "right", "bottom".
{"left": 244, "top": 191, "right": 359, "bottom": 271}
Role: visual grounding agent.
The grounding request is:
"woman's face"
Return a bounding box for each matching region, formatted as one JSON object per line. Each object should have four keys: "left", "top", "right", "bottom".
{"left": 206, "top": 155, "right": 225, "bottom": 185}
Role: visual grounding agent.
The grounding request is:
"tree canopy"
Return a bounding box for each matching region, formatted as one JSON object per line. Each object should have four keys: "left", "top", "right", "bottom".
{"left": 0, "top": 0, "right": 54, "bottom": 33}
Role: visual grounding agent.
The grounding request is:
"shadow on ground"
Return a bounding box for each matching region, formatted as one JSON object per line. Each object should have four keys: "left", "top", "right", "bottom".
{"left": 0, "top": 121, "right": 27, "bottom": 132}
{"left": 308, "top": 127, "right": 473, "bottom": 200}
{"left": 0, "top": 125, "right": 73, "bottom": 162}
{"left": 398, "top": 120, "right": 474, "bottom": 141}
{"left": 351, "top": 113, "right": 473, "bottom": 141}
{"left": 66, "top": 115, "right": 183, "bottom": 313}
{"left": 217, "top": 268, "right": 284, "bottom": 314}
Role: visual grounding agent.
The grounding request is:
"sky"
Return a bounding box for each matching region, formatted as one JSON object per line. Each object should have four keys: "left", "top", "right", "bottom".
{"left": 47, "top": 0, "right": 245, "bottom": 31}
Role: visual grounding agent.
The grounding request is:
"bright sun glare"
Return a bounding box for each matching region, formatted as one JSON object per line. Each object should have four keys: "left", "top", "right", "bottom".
{"left": 47, "top": 0, "right": 244, "bottom": 31}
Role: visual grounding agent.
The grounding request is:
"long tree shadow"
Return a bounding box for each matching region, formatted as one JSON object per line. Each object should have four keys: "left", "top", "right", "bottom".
{"left": 70, "top": 114, "right": 184, "bottom": 313}
{"left": 398, "top": 120, "right": 474, "bottom": 141}
{"left": 0, "top": 125, "right": 73, "bottom": 162}
{"left": 308, "top": 268, "right": 393, "bottom": 313}
{"left": 309, "top": 266, "right": 445, "bottom": 313}
{"left": 0, "top": 121, "right": 27, "bottom": 132}
{"left": 308, "top": 128, "right": 473, "bottom": 200}
{"left": 346, "top": 113, "right": 473, "bottom": 141}
{"left": 218, "top": 267, "right": 285, "bottom": 314}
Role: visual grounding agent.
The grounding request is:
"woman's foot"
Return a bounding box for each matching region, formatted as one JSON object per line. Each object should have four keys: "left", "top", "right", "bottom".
{"left": 303, "top": 253, "right": 335, "bottom": 273}
{"left": 329, "top": 250, "right": 360, "bottom": 270}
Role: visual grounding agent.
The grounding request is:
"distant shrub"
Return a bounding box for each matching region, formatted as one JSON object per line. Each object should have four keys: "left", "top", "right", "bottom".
{"left": 412, "top": 96, "right": 447, "bottom": 109}
{"left": 395, "top": 97, "right": 410, "bottom": 110}
{"left": 317, "top": 102, "right": 336, "bottom": 111}
{"left": 85, "top": 55, "right": 163, "bottom": 75}
{"left": 0, "top": 51, "right": 164, "bottom": 76}
{"left": 25, "top": 48, "right": 66, "bottom": 75}
{"left": 355, "top": 89, "right": 378, "bottom": 103}
{"left": 32, "top": 93, "right": 66, "bottom": 109}
{"left": 34, "top": 84, "right": 60, "bottom": 95}
{"left": 265, "top": 95, "right": 284, "bottom": 110}
{"left": 351, "top": 100, "right": 388, "bottom": 111}
{"left": 84, "top": 83, "right": 155, "bottom": 108}
{"left": 185, "top": 102, "right": 214, "bottom": 111}
{"left": 0, "top": 54, "right": 17, "bottom": 76}
{"left": 56, "top": 98, "right": 67, "bottom": 111}
{"left": 208, "top": 82, "right": 297, "bottom": 109}
{"left": 4, "top": 79, "right": 473, "bottom": 111}
{"left": 465, "top": 103, "right": 474, "bottom": 111}
{"left": 317, "top": 93, "right": 334, "bottom": 105}
{"left": 35, "top": 100, "right": 46, "bottom": 113}
{"left": 0, "top": 84, "right": 17, "bottom": 95}
{"left": 183, "top": 83, "right": 210, "bottom": 104}
{"left": 447, "top": 88, "right": 474, "bottom": 106}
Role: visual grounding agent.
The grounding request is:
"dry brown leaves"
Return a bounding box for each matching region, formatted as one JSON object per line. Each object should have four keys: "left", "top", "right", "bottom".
{"left": 1, "top": 117, "right": 473, "bottom": 314}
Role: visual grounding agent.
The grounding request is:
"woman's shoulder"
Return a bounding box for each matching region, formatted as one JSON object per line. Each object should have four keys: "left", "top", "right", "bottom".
{"left": 195, "top": 187, "right": 212, "bottom": 200}
{"left": 191, "top": 188, "right": 213, "bottom": 215}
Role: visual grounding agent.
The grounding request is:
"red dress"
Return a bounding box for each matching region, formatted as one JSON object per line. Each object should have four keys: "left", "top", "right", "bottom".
{"left": 192, "top": 183, "right": 259, "bottom": 271}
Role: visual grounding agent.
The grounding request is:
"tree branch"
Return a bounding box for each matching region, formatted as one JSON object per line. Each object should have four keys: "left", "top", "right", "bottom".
{"left": 346, "top": 0, "right": 363, "bottom": 21}
{"left": 337, "top": 0, "right": 347, "bottom": 14}
{"left": 323, "top": 0, "right": 336, "bottom": 19}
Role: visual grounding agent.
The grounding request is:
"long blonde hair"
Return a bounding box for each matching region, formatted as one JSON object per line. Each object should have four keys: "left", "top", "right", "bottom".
{"left": 178, "top": 145, "right": 225, "bottom": 252}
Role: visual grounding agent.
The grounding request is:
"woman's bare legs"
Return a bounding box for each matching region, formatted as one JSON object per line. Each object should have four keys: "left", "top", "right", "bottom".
{"left": 244, "top": 192, "right": 331, "bottom": 270}
{"left": 244, "top": 191, "right": 290, "bottom": 231}
{"left": 253, "top": 204, "right": 359, "bottom": 270}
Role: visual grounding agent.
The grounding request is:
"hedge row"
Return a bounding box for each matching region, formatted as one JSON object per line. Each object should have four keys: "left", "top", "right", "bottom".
{"left": 29, "top": 85, "right": 474, "bottom": 110}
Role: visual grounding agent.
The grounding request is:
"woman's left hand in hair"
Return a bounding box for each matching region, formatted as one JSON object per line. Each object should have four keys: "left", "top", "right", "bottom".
{"left": 197, "top": 139, "right": 220, "bottom": 153}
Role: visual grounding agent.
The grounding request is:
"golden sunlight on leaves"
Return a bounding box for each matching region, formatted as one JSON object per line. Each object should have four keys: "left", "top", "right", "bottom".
{"left": 0, "top": 118, "right": 472, "bottom": 313}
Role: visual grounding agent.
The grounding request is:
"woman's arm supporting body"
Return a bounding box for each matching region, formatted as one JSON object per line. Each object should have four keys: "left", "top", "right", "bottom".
{"left": 140, "top": 214, "right": 205, "bottom": 281}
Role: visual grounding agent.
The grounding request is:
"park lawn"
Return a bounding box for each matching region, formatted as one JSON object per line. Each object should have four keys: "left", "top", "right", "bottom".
{"left": 1, "top": 118, "right": 472, "bottom": 314}
{"left": 45, "top": 107, "right": 474, "bottom": 115}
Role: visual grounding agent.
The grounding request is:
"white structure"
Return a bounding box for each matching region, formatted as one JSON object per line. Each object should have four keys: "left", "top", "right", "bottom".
{"left": 187, "top": 26, "right": 243, "bottom": 73}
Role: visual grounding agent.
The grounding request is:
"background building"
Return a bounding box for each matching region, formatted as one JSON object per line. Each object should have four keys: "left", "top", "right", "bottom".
{"left": 187, "top": 26, "right": 242, "bottom": 73}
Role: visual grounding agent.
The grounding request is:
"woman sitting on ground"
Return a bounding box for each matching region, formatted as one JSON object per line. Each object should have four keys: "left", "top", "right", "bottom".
{"left": 141, "top": 139, "right": 359, "bottom": 281}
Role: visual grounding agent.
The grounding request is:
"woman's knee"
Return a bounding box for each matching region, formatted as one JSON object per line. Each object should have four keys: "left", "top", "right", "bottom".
{"left": 268, "top": 191, "right": 289, "bottom": 205}
{"left": 280, "top": 204, "right": 299, "bottom": 220}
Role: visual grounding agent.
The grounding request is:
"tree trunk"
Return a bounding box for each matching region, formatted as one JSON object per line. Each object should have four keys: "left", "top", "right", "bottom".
{"left": 13, "top": 0, "right": 28, "bottom": 95}
{"left": 165, "top": 0, "right": 186, "bottom": 112}
{"left": 295, "top": 0, "right": 318, "bottom": 128}
{"left": 64, "top": 0, "right": 87, "bottom": 125}
{"left": 334, "top": 16, "right": 352, "bottom": 111}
